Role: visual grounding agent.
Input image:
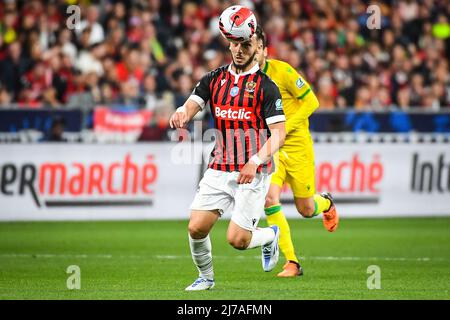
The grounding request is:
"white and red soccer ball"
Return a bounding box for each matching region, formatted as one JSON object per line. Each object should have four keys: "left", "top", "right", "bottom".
{"left": 219, "top": 5, "right": 257, "bottom": 42}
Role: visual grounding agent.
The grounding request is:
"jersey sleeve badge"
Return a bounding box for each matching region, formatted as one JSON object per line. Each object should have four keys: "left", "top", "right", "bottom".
{"left": 275, "top": 98, "right": 283, "bottom": 111}
{"left": 296, "top": 77, "right": 305, "bottom": 89}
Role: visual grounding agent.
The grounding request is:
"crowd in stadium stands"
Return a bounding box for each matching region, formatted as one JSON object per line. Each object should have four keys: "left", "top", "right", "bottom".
{"left": 0, "top": 0, "right": 449, "bottom": 139}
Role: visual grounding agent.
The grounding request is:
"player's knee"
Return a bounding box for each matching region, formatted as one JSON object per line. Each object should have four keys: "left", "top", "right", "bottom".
{"left": 188, "top": 223, "right": 209, "bottom": 239}
{"left": 227, "top": 235, "right": 248, "bottom": 250}
{"left": 296, "top": 203, "right": 315, "bottom": 218}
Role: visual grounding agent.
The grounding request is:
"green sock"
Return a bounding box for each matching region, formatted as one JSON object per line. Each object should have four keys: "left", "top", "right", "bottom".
{"left": 313, "top": 194, "right": 331, "bottom": 215}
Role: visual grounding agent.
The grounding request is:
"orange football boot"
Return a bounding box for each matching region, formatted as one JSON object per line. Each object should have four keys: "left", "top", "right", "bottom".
{"left": 277, "top": 261, "right": 303, "bottom": 278}
{"left": 321, "top": 192, "right": 339, "bottom": 232}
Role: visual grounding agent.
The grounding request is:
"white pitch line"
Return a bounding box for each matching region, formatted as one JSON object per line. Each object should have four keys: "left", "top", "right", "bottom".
{"left": 0, "top": 253, "right": 448, "bottom": 262}
{"left": 155, "top": 255, "right": 448, "bottom": 262}
{"left": 0, "top": 253, "right": 113, "bottom": 259}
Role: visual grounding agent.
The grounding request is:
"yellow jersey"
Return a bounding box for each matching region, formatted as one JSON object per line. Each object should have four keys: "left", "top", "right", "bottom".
{"left": 262, "top": 59, "right": 319, "bottom": 145}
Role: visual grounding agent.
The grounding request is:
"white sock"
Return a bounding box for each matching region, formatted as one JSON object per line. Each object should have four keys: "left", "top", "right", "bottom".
{"left": 247, "top": 227, "right": 275, "bottom": 249}
{"left": 189, "top": 234, "right": 214, "bottom": 280}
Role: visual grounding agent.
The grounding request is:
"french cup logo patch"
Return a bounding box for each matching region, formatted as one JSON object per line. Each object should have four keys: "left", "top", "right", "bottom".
{"left": 230, "top": 86, "right": 239, "bottom": 97}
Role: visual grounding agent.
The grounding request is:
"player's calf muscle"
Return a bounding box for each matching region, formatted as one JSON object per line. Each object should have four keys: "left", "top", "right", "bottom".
{"left": 227, "top": 236, "right": 249, "bottom": 250}
{"left": 295, "top": 198, "right": 315, "bottom": 217}
{"left": 227, "top": 222, "right": 251, "bottom": 250}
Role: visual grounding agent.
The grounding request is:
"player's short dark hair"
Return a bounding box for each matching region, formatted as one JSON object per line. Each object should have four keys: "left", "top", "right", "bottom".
{"left": 255, "top": 25, "right": 267, "bottom": 48}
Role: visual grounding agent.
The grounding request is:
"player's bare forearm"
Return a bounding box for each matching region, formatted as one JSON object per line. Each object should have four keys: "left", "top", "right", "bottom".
{"left": 183, "top": 98, "right": 202, "bottom": 121}
{"left": 237, "top": 121, "right": 286, "bottom": 184}
{"left": 256, "top": 121, "right": 286, "bottom": 163}
{"left": 169, "top": 98, "right": 202, "bottom": 129}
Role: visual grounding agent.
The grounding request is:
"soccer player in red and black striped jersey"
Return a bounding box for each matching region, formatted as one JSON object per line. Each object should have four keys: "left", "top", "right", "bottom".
{"left": 170, "top": 28, "right": 287, "bottom": 291}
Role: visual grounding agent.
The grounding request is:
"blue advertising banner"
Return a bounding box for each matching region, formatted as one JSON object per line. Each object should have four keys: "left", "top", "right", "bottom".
{"left": 0, "top": 109, "right": 83, "bottom": 133}
{"left": 1, "top": 108, "right": 449, "bottom": 134}
{"left": 310, "top": 111, "right": 450, "bottom": 133}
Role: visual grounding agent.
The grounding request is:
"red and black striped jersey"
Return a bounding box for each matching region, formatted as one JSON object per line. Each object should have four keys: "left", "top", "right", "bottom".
{"left": 190, "top": 63, "right": 286, "bottom": 173}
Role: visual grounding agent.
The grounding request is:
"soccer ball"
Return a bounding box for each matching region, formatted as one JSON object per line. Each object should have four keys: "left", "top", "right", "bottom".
{"left": 218, "top": 5, "right": 257, "bottom": 42}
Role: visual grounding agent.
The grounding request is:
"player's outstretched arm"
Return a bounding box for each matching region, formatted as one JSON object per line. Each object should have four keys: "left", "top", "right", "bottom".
{"left": 169, "top": 99, "right": 202, "bottom": 129}
{"left": 282, "top": 64, "right": 319, "bottom": 134}
{"left": 237, "top": 121, "right": 286, "bottom": 184}
{"left": 170, "top": 70, "right": 212, "bottom": 129}
{"left": 285, "top": 91, "right": 319, "bottom": 134}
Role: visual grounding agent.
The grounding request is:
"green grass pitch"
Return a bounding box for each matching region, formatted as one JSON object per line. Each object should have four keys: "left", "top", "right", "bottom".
{"left": 0, "top": 217, "right": 449, "bottom": 300}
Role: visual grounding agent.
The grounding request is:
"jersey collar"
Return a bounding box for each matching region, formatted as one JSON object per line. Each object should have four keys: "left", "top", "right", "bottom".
{"left": 227, "top": 62, "right": 260, "bottom": 77}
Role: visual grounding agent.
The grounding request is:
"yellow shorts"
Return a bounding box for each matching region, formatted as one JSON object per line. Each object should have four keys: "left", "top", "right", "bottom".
{"left": 271, "top": 133, "right": 315, "bottom": 198}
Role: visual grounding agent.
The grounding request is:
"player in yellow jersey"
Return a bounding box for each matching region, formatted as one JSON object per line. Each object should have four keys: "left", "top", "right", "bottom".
{"left": 255, "top": 26, "right": 339, "bottom": 277}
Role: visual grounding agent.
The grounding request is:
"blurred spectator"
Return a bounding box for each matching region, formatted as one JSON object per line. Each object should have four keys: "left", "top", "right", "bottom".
{"left": 75, "top": 42, "right": 105, "bottom": 76}
{"left": 76, "top": 5, "right": 105, "bottom": 45}
{"left": 116, "top": 78, "right": 141, "bottom": 109}
{"left": 66, "top": 71, "right": 95, "bottom": 110}
{"left": 432, "top": 14, "right": 450, "bottom": 40}
{"left": 173, "top": 71, "right": 193, "bottom": 107}
{"left": 0, "top": 42, "right": 31, "bottom": 99}
{"left": 115, "top": 47, "right": 145, "bottom": 83}
{"left": 44, "top": 116, "right": 67, "bottom": 142}
{"left": 20, "top": 61, "right": 51, "bottom": 105}
{"left": 141, "top": 72, "right": 159, "bottom": 111}
{"left": 100, "top": 82, "right": 116, "bottom": 105}
{"left": 317, "top": 72, "right": 336, "bottom": 109}
{"left": 42, "top": 87, "right": 60, "bottom": 108}
{"left": 0, "top": 0, "right": 448, "bottom": 141}
{"left": 410, "top": 73, "right": 425, "bottom": 107}
{"left": 1, "top": 9, "right": 18, "bottom": 45}
{"left": 397, "top": 87, "right": 411, "bottom": 110}
{"left": 139, "top": 92, "right": 174, "bottom": 141}
{"left": 0, "top": 86, "right": 12, "bottom": 107}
